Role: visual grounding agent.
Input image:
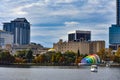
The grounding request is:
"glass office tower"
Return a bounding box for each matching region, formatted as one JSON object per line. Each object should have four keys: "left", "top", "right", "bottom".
{"left": 109, "top": 25, "right": 120, "bottom": 44}
{"left": 109, "top": 0, "right": 120, "bottom": 50}
{"left": 3, "top": 18, "right": 30, "bottom": 45}
{"left": 117, "top": 0, "right": 120, "bottom": 25}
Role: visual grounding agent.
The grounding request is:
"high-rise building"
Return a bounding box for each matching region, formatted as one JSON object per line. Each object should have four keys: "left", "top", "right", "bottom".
{"left": 0, "top": 30, "right": 13, "bottom": 48}
{"left": 117, "top": 0, "right": 120, "bottom": 25}
{"left": 68, "top": 30, "right": 91, "bottom": 42}
{"left": 109, "top": 0, "right": 120, "bottom": 50}
{"left": 3, "top": 18, "right": 30, "bottom": 45}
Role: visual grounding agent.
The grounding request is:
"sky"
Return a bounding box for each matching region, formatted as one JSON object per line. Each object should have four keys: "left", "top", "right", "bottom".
{"left": 0, "top": 0, "right": 116, "bottom": 48}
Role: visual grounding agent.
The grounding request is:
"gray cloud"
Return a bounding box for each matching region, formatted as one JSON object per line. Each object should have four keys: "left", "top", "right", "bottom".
{"left": 0, "top": 0, "right": 116, "bottom": 47}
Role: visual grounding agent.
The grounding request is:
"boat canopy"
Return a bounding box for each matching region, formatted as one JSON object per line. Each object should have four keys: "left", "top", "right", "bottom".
{"left": 81, "top": 54, "right": 100, "bottom": 64}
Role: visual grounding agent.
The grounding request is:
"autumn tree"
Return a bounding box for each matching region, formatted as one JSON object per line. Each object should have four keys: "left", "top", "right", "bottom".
{"left": 115, "top": 47, "right": 120, "bottom": 63}
{"left": 15, "top": 50, "right": 26, "bottom": 58}
{"left": 35, "top": 54, "right": 44, "bottom": 63}
{"left": 63, "top": 51, "right": 76, "bottom": 65}
{"left": 0, "top": 50, "right": 15, "bottom": 64}
{"left": 97, "top": 48, "right": 106, "bottom": 62}
{"left": 14, "top": 49, "right": 33, "bottom": 63}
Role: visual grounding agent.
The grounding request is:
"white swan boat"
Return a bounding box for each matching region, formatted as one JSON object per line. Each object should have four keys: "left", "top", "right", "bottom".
{"left": 91, "top": 65, "right": 98, "bottom": 72}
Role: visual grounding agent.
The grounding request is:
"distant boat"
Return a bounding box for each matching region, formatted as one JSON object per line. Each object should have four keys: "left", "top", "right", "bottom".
{"left": 106, "top": 63, "right": 111, "bottom": 67}
{"left": 91, "top": 65, "right": 98, "bottom": 72}
{"left": 78, "top": 63, "right": 87, "bottom": 66}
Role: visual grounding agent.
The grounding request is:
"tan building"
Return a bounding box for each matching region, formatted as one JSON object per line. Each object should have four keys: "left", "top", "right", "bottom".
{"left": 12, "top": 44, "right": 48, "bottom": 55}
{"left": 53, "top": 39, "right": 105, "bottom": 54}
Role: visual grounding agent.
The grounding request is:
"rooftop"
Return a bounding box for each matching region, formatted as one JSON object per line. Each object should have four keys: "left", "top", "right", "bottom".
{"left": 68, "top": 30, "right": 91, "bottom": 34}
{"left": 12, "top": 18, "right": 29, "bottom": 23}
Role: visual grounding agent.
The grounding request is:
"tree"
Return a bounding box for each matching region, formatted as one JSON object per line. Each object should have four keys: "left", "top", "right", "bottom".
{"left": 15, "top": 50, "right": 26, "bottom": 58}
{"left": 115, "top": 48, "right": 120, "bottom": 57}
{"left": 64, "top": 51, "right": 76, "bottom": 65}
{"left": 35, "top": 54, "right": 44, "bottom": 63}
{"left": 97, "top": 48, "right": 106, "bottom": 61}
{"left": 0, "top": 51, "right": 15, "bottom": 64}
{"left": 105, "top": 48, "right": 113, "bottom": 61}
{"left": 77, "top": 49, "right": 80, "bottom": 57}
{"left": 75, "top": 49, "right": 80, "bottom": 65}
{"left": 55, "top": 52, "right": 62, "bottom": 63}
{"left": 58, "top": 56, "right": 65, "bottom": 64}
{"left": 25, "top": 49, "right": 33, "bottom": 63}
{"left": 115, "top": 47, "right": 120, "bottom": 63}
{"left": 51, "top": 54, "right": 56, "bottom": 64}
{"left": 14, "top": 50, "right": 33, "bottom": 63}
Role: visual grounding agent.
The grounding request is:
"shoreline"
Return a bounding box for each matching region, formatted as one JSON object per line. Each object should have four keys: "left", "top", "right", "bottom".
{"left": 0, "top": 63, "right": 119, "bottom": 68}
{"left": 99, "top": 63, "right": 120, "bottom": 67}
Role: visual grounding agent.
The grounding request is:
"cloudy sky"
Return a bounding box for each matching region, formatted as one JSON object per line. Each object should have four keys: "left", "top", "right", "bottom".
{"left": 0, "top": 0, "right": 116, "bottom": 47}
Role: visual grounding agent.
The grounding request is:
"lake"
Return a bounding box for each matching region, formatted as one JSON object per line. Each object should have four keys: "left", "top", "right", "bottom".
{"left": 0, "top": 66, "right": 119, "bottom": 80}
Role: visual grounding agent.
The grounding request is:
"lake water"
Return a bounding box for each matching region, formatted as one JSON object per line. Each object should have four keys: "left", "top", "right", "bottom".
{"left": 0, "top": 66, "right": 119, "bottom": 80}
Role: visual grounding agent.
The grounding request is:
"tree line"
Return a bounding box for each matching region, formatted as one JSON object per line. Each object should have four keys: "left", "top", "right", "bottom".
{"left": 97, "top": 48, "right": 120, "bottom": 63}
{"left": 0, "top": 48, "right": 120, "bottom": 65}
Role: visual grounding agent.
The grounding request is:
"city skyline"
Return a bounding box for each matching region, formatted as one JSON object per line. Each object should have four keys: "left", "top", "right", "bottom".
{"left": 0, "top": 0, "right": 116, "bottom": 47}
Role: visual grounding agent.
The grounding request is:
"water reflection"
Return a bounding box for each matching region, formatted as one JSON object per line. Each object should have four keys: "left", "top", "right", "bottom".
{"left": 0, "top": 66, "right": 119, "bottom": 80}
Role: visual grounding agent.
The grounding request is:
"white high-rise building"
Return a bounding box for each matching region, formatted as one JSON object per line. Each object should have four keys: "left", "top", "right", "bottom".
{"left": 0, "top": 30, "right": 13, "bottom": 48}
